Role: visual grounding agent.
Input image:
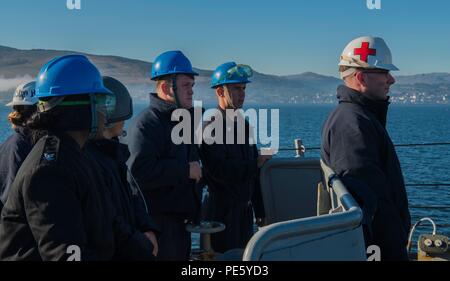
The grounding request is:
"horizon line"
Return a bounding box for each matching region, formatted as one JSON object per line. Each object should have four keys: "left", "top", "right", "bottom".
{"left": 1, "top": 44, "right": 449, "bottom": 78}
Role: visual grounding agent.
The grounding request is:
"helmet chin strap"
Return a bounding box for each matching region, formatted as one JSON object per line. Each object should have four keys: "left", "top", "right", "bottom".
{"left": 223, "top": 85, "right": 236, "bottom": 110}
{"left": 171, "top": 76, "right": 181, "bottom": 108}
{"left": 88, "top": 94, "right": 98, "bottom": 140}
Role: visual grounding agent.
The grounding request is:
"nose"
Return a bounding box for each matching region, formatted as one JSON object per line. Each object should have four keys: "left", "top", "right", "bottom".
{"left": 187, "top": 86, "right": 194, "bottom": 96}
{"left": 387, "top": 73, "right": 396, "bottom": 85}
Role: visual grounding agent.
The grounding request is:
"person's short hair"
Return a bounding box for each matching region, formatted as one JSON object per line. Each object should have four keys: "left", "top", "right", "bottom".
{"left": 155, "top": 75, "right": 175, "bottom": 89}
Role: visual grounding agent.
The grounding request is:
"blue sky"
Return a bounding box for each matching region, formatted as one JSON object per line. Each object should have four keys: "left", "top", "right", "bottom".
{"left": 0, "top": 0, "right": 449, "bottom": 76}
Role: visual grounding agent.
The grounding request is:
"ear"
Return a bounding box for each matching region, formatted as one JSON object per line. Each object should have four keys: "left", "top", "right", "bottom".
{"left": 216, "top": 86, "right": 224, "bottom": 98}
{"left": 354, "top": 71, "right": 367, "bottom": 87}
{"left": 161, "top": 81, "right": 171, "bottom": 97}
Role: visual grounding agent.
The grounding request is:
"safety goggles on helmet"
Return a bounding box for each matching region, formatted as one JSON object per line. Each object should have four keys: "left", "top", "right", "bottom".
{"left": 226, "top": 64, "right": 253, "bottom": 79}
{"left": 211, "top": 62, "right": 253, "bottom": 89}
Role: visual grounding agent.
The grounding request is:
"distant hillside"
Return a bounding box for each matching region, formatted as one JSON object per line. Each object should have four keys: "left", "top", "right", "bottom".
{"left": 1, "top": 45, "right": 449, "bottom": 105}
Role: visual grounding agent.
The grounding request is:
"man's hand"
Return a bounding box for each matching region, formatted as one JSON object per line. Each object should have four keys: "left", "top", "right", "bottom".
{"left": 144, "top": 231, "right": 158, "bottom": 257}
{"left": 189, "top": 161, "right": 202, "bottom": 183}
{"left": 257, "top": 155, "right": 272, "bottom": 168}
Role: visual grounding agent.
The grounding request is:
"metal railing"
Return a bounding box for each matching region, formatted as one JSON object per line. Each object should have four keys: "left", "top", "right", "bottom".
{"left": 242, "top": 160, "right": 364, "bottom": 261}
{"left": 270, "top": 140, "right": 450, "bottom": 153}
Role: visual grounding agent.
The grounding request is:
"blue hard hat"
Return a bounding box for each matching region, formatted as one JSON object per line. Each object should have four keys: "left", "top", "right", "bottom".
{"left": 35, "top": 55, "right": 112, "bottom": 98}
{"left": 211, "top": 62, "right": 253, "bottom": 89}
{"left": 151, "top": 50, "right": 199, "bottom": 80}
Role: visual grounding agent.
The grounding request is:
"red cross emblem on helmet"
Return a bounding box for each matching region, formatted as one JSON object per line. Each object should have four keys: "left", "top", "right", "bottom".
{"left": 339, "top": 36, "right": 399, "bottom": 74}
{"left": 354, "top": 42, "right": 377, "bottom": 63}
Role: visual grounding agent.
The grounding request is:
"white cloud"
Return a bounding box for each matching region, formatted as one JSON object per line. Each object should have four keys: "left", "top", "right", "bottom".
{"left": 0, "top": 75, "right": 34, "bottom": 92}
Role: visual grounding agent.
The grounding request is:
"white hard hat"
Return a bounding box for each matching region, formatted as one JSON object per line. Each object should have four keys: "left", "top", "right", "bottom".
{"left": 6, "top": 81, "right": 38, "bottom": 107}
{"left": 339, "top": 36, "right": 399, "bottom": 78}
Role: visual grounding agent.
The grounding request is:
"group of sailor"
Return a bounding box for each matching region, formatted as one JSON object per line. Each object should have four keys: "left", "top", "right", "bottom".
{"left": 0, "top": 36, "right": 410, "bottom": 261}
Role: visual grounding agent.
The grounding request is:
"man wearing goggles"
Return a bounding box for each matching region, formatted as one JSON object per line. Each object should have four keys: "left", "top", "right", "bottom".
{"left": 199, "top": 62, "right": 271, "bottom": 254}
